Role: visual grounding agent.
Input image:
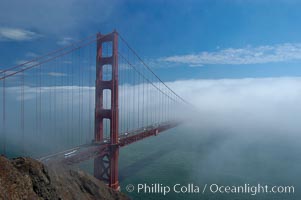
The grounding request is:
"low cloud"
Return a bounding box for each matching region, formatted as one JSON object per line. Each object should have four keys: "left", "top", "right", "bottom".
{"left": 0, "top": 0, "right": 117, "bottom": 35}
{"left": 0, "top": 27, "right": 40, "bottom": 41}
{"left": 167, "top": 77, "right": 301, "bottom": 136}
{"left": 2, "top": 76, "right": 301, "bottom": 156}
{"left": 57, "top": 37, "right": 74, "bottom": 46}
{"left": 48, "top": 72, "right": 67, "bottom": 77}
{"left": 161, "top": 43, "right": 301, "bottom": 66}
{"left": 25, "top": 52, "right": 39, "bottom": 58}
{"left": 15, "top": 60, "right": 39, "bottom": 68}
{"left": 3, "top": 76, "right": 301, "bottom": 136}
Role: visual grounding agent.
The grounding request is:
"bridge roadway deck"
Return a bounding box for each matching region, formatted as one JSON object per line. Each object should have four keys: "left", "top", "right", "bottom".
{"left": 39, "top": 121, "right": 180, "bottom": 165}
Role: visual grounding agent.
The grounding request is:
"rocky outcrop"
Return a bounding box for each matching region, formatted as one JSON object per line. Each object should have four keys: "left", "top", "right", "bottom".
{"left": 0, "top": 156, "right": 130, "bottom": 200}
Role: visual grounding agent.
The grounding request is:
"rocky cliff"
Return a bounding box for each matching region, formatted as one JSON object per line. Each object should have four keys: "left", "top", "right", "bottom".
{"left": 0, "top": 156, "right": 130, "bottom": 200}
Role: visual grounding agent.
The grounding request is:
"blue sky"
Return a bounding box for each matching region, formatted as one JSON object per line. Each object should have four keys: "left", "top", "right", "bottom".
{"left": 1, "top": 0, "right": 301, "bottom": 81}
{"left": 4, "top": 0, "right": 301, "bottom": 167}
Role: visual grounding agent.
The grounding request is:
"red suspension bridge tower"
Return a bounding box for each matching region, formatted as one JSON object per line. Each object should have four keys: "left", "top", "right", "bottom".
{"left": 0, "top": 29, "right": 186, "bottom": 191}
{"left": 94, "top": 31, "right": 120, "bottom": 190}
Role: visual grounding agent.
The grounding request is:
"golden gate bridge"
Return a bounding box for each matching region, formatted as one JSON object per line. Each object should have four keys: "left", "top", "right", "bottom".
{"left": 0, "top": 31, "right": 188, "bottom": 190}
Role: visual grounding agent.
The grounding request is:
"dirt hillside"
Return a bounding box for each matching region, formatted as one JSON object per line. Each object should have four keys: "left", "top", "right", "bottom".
{"left": 0, "top": 156, "right": 130, "bottom": 200}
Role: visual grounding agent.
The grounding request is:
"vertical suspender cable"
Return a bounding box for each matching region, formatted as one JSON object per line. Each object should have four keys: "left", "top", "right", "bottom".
{"left": 2, "top": 77, "right": 6, "bottom": 155}
{"left": 21, "top": 71, "right": 25, "bottom": 155}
